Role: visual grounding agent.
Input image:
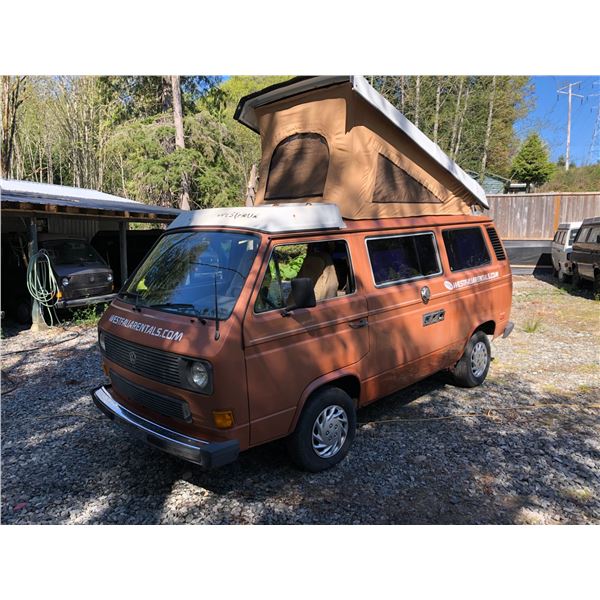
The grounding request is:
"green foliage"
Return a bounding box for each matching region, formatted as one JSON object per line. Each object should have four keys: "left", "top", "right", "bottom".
{"left": 510, "top": 133, "right": 554, "bottom": 190}
{"left": 70, "top": 303, "right": 108, "bottom": 326}
{"left": 540, "top": 163, "right": 600, "bottom": 192}
{"left": 522, "top": 316, "right": 543, "bottom": 333}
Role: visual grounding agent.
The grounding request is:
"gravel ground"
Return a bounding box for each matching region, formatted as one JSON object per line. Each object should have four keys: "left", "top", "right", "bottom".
{"left": 2, "top": 275, "right": 599, "bottom": 525}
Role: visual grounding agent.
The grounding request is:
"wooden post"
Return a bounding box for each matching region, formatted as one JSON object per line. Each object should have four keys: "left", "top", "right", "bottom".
{"left": 28, "top": 217, "right": 48, "bottom": 331}
{"left": 553, "top": 195, "right": 562, "bottom": 232}
{"left": 119, "top": 220, "right": 128, "bottom": 286}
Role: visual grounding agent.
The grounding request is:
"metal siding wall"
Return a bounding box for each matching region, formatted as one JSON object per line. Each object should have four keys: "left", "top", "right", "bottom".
{"left": 46, "top": 217, "right": 119, "bottom": 240}
{"left": 485, "top": 193, "right": 600, "bottom": 240}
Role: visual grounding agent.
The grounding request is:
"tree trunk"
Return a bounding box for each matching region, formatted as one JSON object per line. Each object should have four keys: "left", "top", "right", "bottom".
{"left": 479, "top": 75, "right": 497, "bottom": 181}
{"left": 453, "top": 84, "right": 470, "bottom": 159}
{"left": 433, "top": 77, "right": 442, "bottom": 144}
{"left": 245, "top": 163, "right": 258, "bottom": 207}
{"left": 171, "top": 75, "right": 191, "bottom": 210}
{"left": 414, "top": 76, "right": 421, "bottom": 128}
{"left": 450, "top": 76, "right": 464, "bottom": 157}
{"left": 1, "top": 76, "right": 25, "bottom": 177}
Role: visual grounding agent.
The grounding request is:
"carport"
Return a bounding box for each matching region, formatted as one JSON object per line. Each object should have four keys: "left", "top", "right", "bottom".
{"left": 1, "top": 179, "right": 181, "bottom": 329}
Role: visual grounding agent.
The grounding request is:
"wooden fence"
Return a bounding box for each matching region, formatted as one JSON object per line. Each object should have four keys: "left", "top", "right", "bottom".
{"left": 484, "top": 192, "right": 600, "bottom": 240}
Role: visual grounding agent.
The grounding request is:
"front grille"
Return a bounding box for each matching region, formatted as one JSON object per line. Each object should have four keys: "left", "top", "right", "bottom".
{"left": 486, "top": 227, "right": 507, "bottom": 261}
{"left": 110, "top": 370, "right": 191, "bottom": 422}
{"left": 104, "top": 332, "right": 184, "bottom": 388}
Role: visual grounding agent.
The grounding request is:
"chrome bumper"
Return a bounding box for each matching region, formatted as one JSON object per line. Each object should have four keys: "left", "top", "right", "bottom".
{"left": 92, "top": 385, "right": 239, "bottom": 469}
{"left": 57, "top": 293, "right": 117, "bottom": 309}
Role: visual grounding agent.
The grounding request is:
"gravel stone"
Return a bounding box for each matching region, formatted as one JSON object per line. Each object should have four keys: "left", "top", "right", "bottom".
{"left": 1, "top": 276, "right": 599, "bottom": 524}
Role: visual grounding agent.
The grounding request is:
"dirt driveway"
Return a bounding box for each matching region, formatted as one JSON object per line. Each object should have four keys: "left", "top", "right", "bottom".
{"left": 2, "top": 275, "right": 599, "bottom": 524}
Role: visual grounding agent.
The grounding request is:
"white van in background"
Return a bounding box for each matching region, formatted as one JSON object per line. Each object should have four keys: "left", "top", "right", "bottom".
{"left": 551, "top": 221, "right": 582, "bottom": 282}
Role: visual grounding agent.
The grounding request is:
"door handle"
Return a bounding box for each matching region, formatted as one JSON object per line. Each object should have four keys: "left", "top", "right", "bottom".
{"left": 349, "top": 318, "right": 368, "bottom": 329}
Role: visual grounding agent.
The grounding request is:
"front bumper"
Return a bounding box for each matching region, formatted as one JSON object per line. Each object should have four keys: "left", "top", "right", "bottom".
{"left": 57, "top": 292, "right": 117, "bottom": 309}
{"left": 92, "top": 385, "right": 240, "bottom": 469}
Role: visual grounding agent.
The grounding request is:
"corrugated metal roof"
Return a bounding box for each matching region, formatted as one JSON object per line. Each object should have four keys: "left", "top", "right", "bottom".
{"left": 0, "top": 178, "right": 181, "bottom": 217}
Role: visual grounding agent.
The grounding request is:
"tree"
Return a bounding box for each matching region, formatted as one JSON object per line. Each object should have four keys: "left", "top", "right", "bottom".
{"left": 1, "top": 76, "right": 26, "bottom": 177}
{"left": 510, "top": 133, "right": 554, "bottom": 191}
{"left": 171, "top": 75, "right": 191, "bottom": 210}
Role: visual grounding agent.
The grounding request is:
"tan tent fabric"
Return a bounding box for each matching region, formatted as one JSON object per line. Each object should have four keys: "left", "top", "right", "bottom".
{"left": 246, "top": 81, "right": 482, "bottom": 220}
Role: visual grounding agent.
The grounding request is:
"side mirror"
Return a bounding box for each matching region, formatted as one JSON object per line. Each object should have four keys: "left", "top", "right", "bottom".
{"left": 282, "top": 277, "right": 316, "bottom": 316}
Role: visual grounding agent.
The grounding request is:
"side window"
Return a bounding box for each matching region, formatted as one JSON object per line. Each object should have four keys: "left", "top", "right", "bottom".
{"left": 442, "top": 227, "right": 491, "bottom": 272}
{"left": 366, "top": 232, "right": 441, "bottom": 286}
{"left": 569, "top": 229, "right": 579, "bottom": 244}
{"left": 255, "top": 240, "right": 354, "bottom": 313}
{"left": 265, "top": 133, "right": 329, "bottom": 201}
{"left": 588, "top": 226, "right": 600, "bottom": 243}
{"left": 553, "top": 231, "right": 560, "bottom": 242}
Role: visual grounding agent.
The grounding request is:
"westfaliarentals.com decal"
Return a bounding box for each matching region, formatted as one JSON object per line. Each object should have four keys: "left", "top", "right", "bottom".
{"left": 108, "top": 314, "right": 184, "bottom": 341}
{"left": 444, "top": 271, "right": 499, "bottom": 291}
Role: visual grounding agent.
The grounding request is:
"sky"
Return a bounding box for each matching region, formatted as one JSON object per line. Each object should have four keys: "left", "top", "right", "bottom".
{"left": 516, "top": 75, "right": 600, "bottom": 166}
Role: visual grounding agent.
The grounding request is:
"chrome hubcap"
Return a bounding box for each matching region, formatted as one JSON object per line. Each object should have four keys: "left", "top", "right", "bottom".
{"left": 312, "top": 405, "right": 348, "bottom": 459}
{"left": 470, "top": 341, "right": 488, "bottom": 378}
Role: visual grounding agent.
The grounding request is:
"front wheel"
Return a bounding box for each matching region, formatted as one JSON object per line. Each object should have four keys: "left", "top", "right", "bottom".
{"left": 450, "top": 330, "right": 491, "bottom": 388}
{"left": 287, "top": 387, "right": 356, "bottom": 472}
{"left": 572, "top": 268, "right": 582, "bottom": 289}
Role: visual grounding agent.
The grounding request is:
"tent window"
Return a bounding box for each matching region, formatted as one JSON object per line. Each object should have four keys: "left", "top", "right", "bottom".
{"left": 265, "top": 133, "right": 329, "bottom": 201}
{"left": 373, "top": 154, "right": 441, "bottom": 204}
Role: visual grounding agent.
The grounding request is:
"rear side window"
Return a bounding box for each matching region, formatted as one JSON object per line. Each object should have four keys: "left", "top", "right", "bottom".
{"left": 587, "top": 226, "right": 600, "bottom": 243}
{"left": 366, "top": 232, "right": 441, "bottom": 286}
{"left": 442, "top": 227, "right": 491, "bottom": 272}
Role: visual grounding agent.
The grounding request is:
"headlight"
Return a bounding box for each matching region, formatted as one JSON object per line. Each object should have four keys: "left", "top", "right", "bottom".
{"left": 107, "top": 273, "right": 113, "bottom": 282}
{"left": 190, "top": 361, "right": 209, "bottom": 389}
{"left": 62, "top": 277, "right": 70, "bottom": 286}
{"left": 98, "top": 330, "right": 106, "bottom": 351}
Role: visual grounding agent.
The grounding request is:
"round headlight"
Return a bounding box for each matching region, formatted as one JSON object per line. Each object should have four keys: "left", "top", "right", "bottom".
{"left": 98, "top": 330, "right": 106, "bottom": 352}
{"left": 61, "top": 277, "right": 70, "bottom": 286}
{"left": 190, "top": 361, "right": 209, "bottom": 389}
{"left": 107, "top": 273, "right": 113, "bottom": 282}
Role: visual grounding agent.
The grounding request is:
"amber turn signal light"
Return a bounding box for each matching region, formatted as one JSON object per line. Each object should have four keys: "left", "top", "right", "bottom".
{"left": 212, "top": 410, "right": 234, "bottom": 429}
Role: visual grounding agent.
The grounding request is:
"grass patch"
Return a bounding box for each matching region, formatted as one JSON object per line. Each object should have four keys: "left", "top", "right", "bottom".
{"left": 562, "top": 486, "right": 594, "bottom": 503}
{"left": 578, "top": 384, "right": 595, "bottom": 394}
{"left": 522, "top": 316, "right": 543, "bottom": 333}
{"left": 70, "top": 303, "right": 108, "bottom": 326}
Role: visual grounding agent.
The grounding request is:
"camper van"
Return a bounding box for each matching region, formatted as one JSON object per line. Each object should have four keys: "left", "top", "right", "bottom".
{"left": 92, "top": 76, "right": 513, "bottom": 472}
{"left": 551, "top": 221, "right": 582, "bottom": 282}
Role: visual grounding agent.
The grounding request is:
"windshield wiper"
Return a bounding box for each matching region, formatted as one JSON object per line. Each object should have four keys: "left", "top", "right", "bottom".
{"left": 119, "top": 290, "right": 143, "bottom": 311}
{"left": 148, "top": 303, "right": 207, "bottom": 324}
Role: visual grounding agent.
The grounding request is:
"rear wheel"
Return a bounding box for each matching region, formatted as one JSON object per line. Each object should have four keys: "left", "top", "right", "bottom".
{"left": 450, "top": 330, "right": 491, "bottom": 388}
{"left": 287, "top": 386, "right": 356, "bottom": 472}
{"left": 572, "top": 267, "right": 582, "bottom": 289}
{"left": 557, "top": 266, "right": 570, "bottom": 283}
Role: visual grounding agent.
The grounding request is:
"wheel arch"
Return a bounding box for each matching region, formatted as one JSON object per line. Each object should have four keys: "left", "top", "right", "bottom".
{"left": 288, "top": 370, "right": 361, "bottom": 434}
{"left": 474, "top": 320, "right": 496, "bottom": 337}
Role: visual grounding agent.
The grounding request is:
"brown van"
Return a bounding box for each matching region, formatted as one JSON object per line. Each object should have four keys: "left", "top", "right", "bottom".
{"left": 92, "top": 76, "right": 513, "bottom": 471}
{"left": 93, "top": 204, "right": 513, "bottom": 471}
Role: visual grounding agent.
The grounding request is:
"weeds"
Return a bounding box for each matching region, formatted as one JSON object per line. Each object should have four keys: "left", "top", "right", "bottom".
{"left": 70, "top": 303, "right": 107, "bottom": 326}
{"left": 522, "top": 316, "right": 543, "bottom": 333}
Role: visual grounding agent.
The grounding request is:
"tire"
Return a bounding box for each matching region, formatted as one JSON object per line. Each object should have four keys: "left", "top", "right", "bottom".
{"left": 572, "top": 267, "right": 582, "bottom": 289}
{"left": 450, "top": 330, "right": 491, "bottom": 388}
{"left": 594, "top": 270, "right": 600, "bottom": 294}
{"left": 287, "top": 386, "right": 356, "bottom": 472}
{"left": 557, "top": 266, "right": 570, "bottom": 283}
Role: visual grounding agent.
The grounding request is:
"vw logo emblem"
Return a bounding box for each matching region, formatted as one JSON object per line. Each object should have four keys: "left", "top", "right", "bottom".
{"left": 128, "top": 351, "right": 136, "bottom": 364}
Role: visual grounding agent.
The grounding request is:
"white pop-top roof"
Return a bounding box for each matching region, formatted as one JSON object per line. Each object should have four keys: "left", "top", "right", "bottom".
{"left": 235, "top": 76, "right": 489, "bottom": 210}
{"left": 558, "top": 221, "right": 583, "bottom": 229}
{"left": 168, "top": 203, "right": 346, "bottom": 234}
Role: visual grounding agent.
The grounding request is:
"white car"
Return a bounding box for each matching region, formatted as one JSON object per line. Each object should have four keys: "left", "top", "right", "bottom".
{"left": 551, "top": 221, "right": 582, "bottom": 282}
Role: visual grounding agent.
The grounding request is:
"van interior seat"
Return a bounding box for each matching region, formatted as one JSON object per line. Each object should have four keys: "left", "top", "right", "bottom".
{"left": 296, "top": 248, "right": 339, "bottom": 302}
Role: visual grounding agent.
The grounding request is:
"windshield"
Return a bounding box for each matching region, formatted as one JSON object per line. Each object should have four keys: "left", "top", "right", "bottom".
{"left": 121, "top": 230, "right": 260, "bottom": 320}
{"left": 41, "top": 239, "right": 106, "bottom": 266}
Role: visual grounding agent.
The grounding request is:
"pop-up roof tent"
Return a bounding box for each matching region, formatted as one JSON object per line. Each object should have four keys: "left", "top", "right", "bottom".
{"left": 235, "top": 76, "right": 488, "bottom": 220}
